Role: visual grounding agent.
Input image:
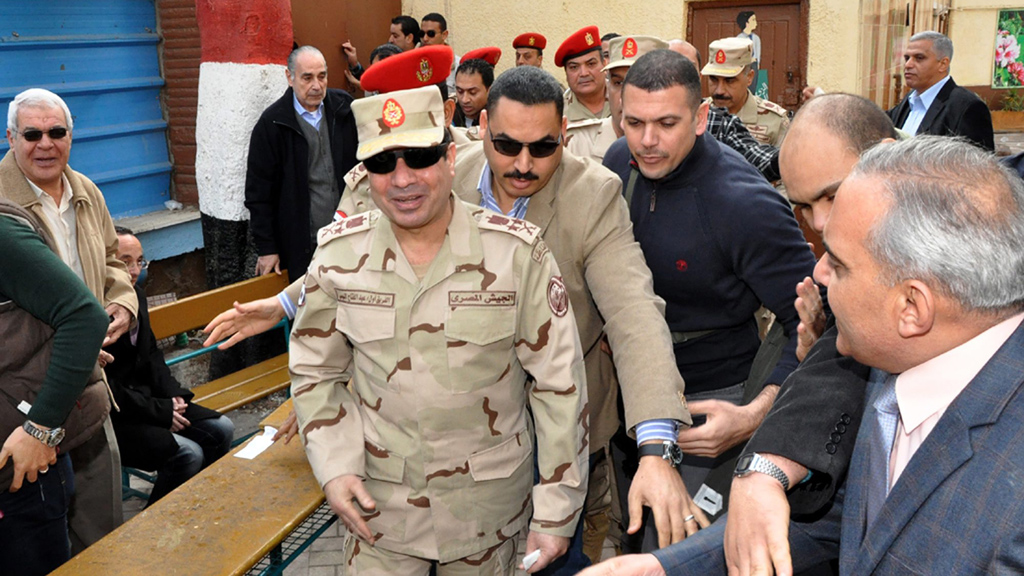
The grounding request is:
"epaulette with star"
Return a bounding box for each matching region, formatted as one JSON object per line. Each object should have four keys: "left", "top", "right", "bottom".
{"left": 472, "top": 208, "right": 542, "bottom": 245}
{"left": 317, "top": 210, "right": 379, "bottom": 246}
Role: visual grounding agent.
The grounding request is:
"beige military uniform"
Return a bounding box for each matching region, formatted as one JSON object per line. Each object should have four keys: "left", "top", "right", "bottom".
{"left": 450, "top": 125, "right": 481, "bottom": 145}
{"left": 736, "top": 90, "right": 790, "bottom": 147}
{"left": 290, "top": 195, "right": 588, "bottom": 563}
{"left": 565, "top": 117, "right": 618, "bottom": 164}
{"left": 563, "top": 87, "right": 611, "bottom": 122}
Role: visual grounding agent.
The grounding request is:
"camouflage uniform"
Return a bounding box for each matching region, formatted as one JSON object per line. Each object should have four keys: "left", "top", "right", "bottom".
{"left": 736, "top": 89, "right": 790, "bottom": 147}
{"left": 565, "top": 117, "right": 617, "bottom": 164}
{"left": 290, "top": 195, "right": 588, "bottom": 565}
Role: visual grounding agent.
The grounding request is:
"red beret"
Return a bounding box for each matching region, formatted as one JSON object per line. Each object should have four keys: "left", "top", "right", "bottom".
{"left": 461, "top": 46, "right": 501, "bottom": 66}
{"left": 361, "top": 45, "right": 454, "bottom": 94}
{"left": 555, "top": 26, "right": 601, "bottom": 67}
{"left": 513, "top": 32, "right": 547, "bottom": 50}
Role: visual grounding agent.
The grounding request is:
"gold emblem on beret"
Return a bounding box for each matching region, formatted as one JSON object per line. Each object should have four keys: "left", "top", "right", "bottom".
{"left": 623, "top": 38, "right": 637, "bottom": 58}
{"left": 416, "top": 58, "right": 433, "bottom": 83}
{"left": 585, "top": 32, "right": 594, "bottom": 46}
{"left": 529, "top": 36, "right": 535, "bottom": 46}
{"left": 382, "top": 98, "right": 405, "bottom": 128}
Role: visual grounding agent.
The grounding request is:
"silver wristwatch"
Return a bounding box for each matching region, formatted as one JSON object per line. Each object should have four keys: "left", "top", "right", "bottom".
{"left": 23, "top": 421, "right": 65, "bottom": 448}
{"left": 734, "top": 452, "right": 790, "bottom": 491}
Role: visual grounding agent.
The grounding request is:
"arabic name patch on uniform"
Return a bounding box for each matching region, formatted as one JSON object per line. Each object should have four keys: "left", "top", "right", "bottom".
{"left": 449, "top": 291, "right": 516, "bottom": 307}
{"left": 547, "top": 276, "right": 568, "bottom": 317}
{"left": 336, "top": 289, "right": 395, "bottom": 308}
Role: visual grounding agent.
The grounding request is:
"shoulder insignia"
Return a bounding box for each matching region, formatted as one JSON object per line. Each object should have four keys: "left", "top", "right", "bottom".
{"left": 317, "top": 210, "right": 379, "bottom": 245}
{"left": 566, "top": 117, "right": 604, "bottom": 131}
{"left": 475, "top": 211, "right": 542, "bottom": 244}
{"left": 343, "top": 162, "right": 369, "bottom": 189}
{"left": 757, "top": 99, "right": 788, "bottom": 116}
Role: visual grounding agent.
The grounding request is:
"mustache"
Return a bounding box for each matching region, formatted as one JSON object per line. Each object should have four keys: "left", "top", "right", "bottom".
{"left": 712, "top": 93, "right": 732, "bottom": 100}
{"left": 503, "top": 169, "right": 539, "bottom": 181}
{"left": 635, "top": 148, "right": 669, "bottom": 159}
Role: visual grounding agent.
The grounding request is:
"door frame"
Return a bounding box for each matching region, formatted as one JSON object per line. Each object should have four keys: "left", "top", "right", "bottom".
{"left": 686, "top": 0, "right": 809, "bottom": 109}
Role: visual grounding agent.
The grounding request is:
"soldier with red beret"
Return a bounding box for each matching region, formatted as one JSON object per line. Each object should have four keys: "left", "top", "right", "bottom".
{"left": 513, "top": 32, "right": 546, "bottom": 67}
{"left": 556, "top": 26, "right": 610, "bottom": 123}
{"left": 462, "top": 46, "right": 501, "bottom": 66}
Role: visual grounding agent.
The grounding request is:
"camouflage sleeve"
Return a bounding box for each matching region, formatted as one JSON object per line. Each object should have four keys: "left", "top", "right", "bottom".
{"left": 514, "top": 239, "right": 589, "bottom": 538}
{"left": 289, "top": 253, "right": 364, "bottom": 487}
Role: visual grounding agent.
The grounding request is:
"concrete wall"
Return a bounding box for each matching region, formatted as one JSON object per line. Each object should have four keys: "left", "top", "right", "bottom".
{"left": 949, "top": 1, "right": 1003, "bottom": 87}
{"left": 805, "top": 0, "right": 860, "bottom": 93}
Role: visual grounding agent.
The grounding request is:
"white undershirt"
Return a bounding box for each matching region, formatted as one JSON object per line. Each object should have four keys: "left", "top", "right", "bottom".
{"left": 27, "top": 173, "right": 86, "bottom": 282}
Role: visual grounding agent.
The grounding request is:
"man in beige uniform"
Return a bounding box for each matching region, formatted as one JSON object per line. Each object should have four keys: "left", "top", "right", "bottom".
{"left": 558, "top": 26, "right": 611, "bottom": 123}
{"left": 289, "top": 81, "right": 588, "bottom": 575}
{"left": 703, "top": 37, "right": 789, "bottom": 147}
{"left": 567, "top": 35, "right": 668, "bottom": 163}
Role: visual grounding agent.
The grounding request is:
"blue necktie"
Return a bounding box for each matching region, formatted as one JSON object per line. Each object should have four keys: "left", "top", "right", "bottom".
{"left": 866, "top": 374, "right": 900, "bottom": 529}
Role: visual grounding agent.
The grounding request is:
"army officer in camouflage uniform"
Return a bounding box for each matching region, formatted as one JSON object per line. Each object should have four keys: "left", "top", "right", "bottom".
{"left": 289, "top": 82, "right": 589, "bottom": 575}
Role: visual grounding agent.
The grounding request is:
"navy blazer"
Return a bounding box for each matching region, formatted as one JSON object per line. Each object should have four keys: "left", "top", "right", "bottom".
{"left": 888, "top": 77, "right": 994, "bottom": 152}
{"left": 656, "top": 318, "right": 1024, "bottom": 575}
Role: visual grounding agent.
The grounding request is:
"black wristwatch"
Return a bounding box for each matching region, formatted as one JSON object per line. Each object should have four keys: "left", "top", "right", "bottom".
{"left": 23, "top": 421, "right": 65, "bottom": 448}
{"left": 734, "top": 452, "right": 790, "bottom": 491}
{"left": 638, "top": 441, "right": 683, "bottom": 467}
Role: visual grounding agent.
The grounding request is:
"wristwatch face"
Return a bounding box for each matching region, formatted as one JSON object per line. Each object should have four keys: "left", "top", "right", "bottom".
{"left": 665, "top": 443, "right": 683, "bottom": 467}
{"left": 736, "top": 453, "right": 755, "bottom": 474}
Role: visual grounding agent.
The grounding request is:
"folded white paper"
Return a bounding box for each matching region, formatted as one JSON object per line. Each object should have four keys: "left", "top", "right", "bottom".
{"left": 234, "top": 426, "right": 278, "bottom": 460}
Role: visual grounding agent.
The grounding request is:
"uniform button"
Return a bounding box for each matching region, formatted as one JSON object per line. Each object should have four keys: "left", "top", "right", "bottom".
{"left": 835, "top": 423, "right": 847, "bottom": 434}
{"left": 830, "top": 432, "right": 842, "bottom": 443}
{"left": 841, "top": 414, "right": 852, "bottom": 424}
{"left": 825, "top": 443, "right": 837, "bottom": 454}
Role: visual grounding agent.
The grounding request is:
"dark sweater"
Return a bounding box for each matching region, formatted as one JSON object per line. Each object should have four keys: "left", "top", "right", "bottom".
{"left": 603, "top": 133, "right": 816, "bottom": 394}
{"left": 0, "top": 217, "right": 108, "bottom": 427}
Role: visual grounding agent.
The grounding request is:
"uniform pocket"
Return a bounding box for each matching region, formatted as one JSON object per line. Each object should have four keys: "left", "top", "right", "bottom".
{"left": 468, "top": 428, "right": 532, "bottom": 482}
{"left": 445, "top": 306, "right": 517, "bottom": 393}
{"left": 337, "top": 305, "right": 397, "bottom": 391}
{"left": 363, "top": 439, "right": 406, "bottom": 484}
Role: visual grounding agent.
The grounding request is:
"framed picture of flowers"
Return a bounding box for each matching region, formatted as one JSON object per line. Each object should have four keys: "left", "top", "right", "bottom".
{"left": 995, "top": 10, "right": 1024, "bottom": 88}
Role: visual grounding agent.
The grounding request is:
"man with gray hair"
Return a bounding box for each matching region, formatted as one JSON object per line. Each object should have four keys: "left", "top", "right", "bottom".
{"left": 2, "top": 87, "right": 139, "bottom": 551}
{"left": 888, "top": 31, "right": 993, "bottom": 151}
{"left": 586, "top": 135, "right": 1024, "bottom": 576}
{"left": 245, "top": 45, "right": 358, "bottom": 281}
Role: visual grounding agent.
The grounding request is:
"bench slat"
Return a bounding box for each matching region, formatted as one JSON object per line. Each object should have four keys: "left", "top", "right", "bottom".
{"left": 191, "top": 354, "right": 291, "bottom": 413}
{"left": 54, "top": 404, "right": 324, "bottom": 576}
{"left": 149, "top": 274, "right": 290, "bottom": 340}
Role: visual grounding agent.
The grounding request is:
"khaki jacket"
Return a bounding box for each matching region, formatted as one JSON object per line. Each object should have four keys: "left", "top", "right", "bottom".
{"left": 290, "top": 197, "right": 588, "bottom": 561}
{"left": 565, "top": 117, "right": 618, "bottom": 164}
{"left": 0, "top": 152, "right": 137, "bottom": 319}
{"left": 563, "top": 87, "right": 611, "bottom": 122}
{"left": 737, "top": 90, "right": 790, "bottom": 147}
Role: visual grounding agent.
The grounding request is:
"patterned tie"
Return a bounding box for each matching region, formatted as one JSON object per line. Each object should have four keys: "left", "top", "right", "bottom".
{"left": 865, "top": 373, "right": 900, "bottom": 529}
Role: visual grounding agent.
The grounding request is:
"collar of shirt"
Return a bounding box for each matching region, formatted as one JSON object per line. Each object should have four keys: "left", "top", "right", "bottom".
{"left": 26, "top": 172, "right": 73, "bottom": 206}
{"left": 895, "top": 311, "right": 1024, "bottom": 433}
{"left": 293, "top": 93, "right": 324, "bottom": 129}
{"left": 477, "top": 162, "right": 530, "bottom": 219}
{"left": 908, "top": 74, "right": 951, "bottom": 116}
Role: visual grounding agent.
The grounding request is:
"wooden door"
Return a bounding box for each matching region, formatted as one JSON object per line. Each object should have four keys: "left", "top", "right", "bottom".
{"left": 688, "top": 0, "right": 806, "bottom": 110}
{"left": 291, "top": 0, "right": 401, "bottom": 93}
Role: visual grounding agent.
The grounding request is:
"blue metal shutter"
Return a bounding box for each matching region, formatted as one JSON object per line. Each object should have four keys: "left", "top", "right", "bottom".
{"left": 0, "top": 0, "right": 171, "bottom": 217}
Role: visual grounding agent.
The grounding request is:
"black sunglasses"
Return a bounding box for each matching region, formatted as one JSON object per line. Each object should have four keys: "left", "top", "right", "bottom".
{"left": 363, "top": 142, "right": 449, "bottom": 174}
{"left": 487, "top": 127, "right": 562, "bottom": 158}
{"left": 18, "top": 127, "right": 69, "bottom": 142}
{"left": 424, "top": 30, "right": 439, "bottom": 38}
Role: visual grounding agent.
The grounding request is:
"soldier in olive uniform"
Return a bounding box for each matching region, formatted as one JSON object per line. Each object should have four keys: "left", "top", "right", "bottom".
{"left": 557, "top": 26, "right": 611, "bottom": 123}
{"left": 289, "top": 61, "right": 588, "bottom": 575}
{"left": 703, "top": 37, "right": 790, "bottom": 147}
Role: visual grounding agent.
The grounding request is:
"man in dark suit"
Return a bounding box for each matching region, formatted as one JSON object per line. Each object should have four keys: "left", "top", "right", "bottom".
{"left": 104, "top": 228, "right": 234, "bottom": 505}
{"left": 887, "top": 31, "right": 993, "bottom": 151}
{"left": 584, "top": 136, "right": 1024, "bottom": 575}
{"left": 245, "top": 45, "right": 358, "bottom": 282}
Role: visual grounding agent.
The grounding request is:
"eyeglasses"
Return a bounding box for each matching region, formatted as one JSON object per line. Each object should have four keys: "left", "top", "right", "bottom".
{"left": 487, "top": 127, "right": 562, "bottom": 158}
{"left": 120, "top": 258, "right": 149, "bottom": 271}
{"left": 424, "top": 30, "right": 439, "bottom": 38}
{"left": 363, "top": 142, "right": 449, "bottom": 174}
{"left": 17, "top": 127, "right": 69, "bottom": 142}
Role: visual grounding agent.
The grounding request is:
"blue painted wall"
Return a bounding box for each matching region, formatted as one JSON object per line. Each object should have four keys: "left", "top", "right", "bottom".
{"left": 0, "top": 0, "right": 172, "bottom": 218}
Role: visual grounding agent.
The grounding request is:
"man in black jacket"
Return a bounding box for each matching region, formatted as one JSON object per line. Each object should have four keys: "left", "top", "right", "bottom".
{"left": 602, "top": 49, "right": 816, "bottom": 549}
{"left": 104, "top": 229, "right": 234, "bottom": 504}
{"left": 245, "top": 45, "right": 358, "bottom": 282}
{"left": 886, "top": 31, "right": 993, "bottom": 151}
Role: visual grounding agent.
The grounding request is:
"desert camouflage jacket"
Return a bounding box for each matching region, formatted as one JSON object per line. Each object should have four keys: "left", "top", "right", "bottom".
{"left": 289, "top": 195, "right": 588, "bottom": 561}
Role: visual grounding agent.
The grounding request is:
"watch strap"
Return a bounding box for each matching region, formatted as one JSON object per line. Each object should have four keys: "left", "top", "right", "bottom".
{"left": 737, "top": 453, "right": 790, "bottom": 491}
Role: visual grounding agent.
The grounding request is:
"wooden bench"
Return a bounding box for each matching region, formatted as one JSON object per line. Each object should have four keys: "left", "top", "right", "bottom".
{"left": 122, "top": 274, "right": 294, "bottom": 500}
{"left": 59, "top": 400, "right": 335, "bottom": 576}
{"left": 149, "top": 273, "right": 294, "bottom": 413}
